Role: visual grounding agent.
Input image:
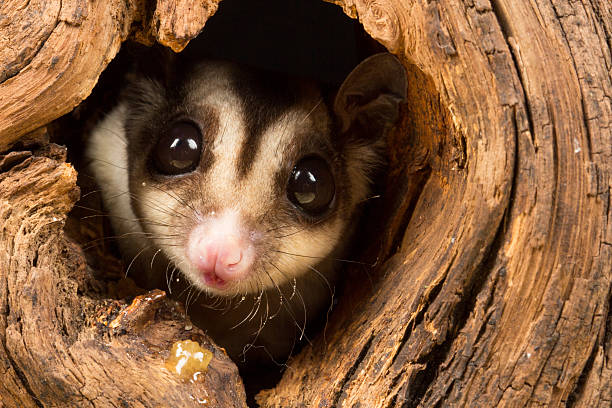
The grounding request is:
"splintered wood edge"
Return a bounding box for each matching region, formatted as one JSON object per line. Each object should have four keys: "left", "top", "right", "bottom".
{"left": 0, "top": 0, "right": 220, "bottom": 151}
{"left": 259, "top": 0, "right": 611, "bottom": 407}
{"left": 1, "top": 0, "right": 610, "bottom": 406}
{"left": 0, "top": 147, "right": 247, "bottom": 406}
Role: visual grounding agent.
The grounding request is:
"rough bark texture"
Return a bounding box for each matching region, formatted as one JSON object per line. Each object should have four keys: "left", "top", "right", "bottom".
{"left": 0, "top": 143, "right": 247, "bottom": 407}
{"left": 0, "top": 0, "right": 219, "bottom": 151}
{"left": 1, "top": 0, "right": 611, "bottom": 407}
{"left": 258, "top": 0, "right": 612, "bottom": 406}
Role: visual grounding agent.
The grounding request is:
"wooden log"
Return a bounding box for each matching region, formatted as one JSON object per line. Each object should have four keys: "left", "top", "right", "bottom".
{"left": 260, "top": 0, "right": 612, "bottom": 406}
{"left": 0, "top": 142, "right": 246, "bottom": 406}
{"left": 1, "top": 0, "right": 611, "bottom": 406}
{"left": 0, "top": 0, "right": 219, "bottom": 151}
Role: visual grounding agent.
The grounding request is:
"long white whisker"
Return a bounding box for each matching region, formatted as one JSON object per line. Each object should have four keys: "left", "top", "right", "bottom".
{"left": 125, "top": 245, "right": 149, "bottom": 278}
{"left": 268, "top": 263, "right": 309, "bottom": 344}
{"left": 300, "top": 98, "right": 323, "bottom": 123}
{"left": 273, "top": 249, "right": 374, "bottom": 266}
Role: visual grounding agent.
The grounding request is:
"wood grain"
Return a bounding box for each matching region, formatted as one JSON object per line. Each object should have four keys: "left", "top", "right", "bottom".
{"left": 0, "top": 0, "right": 219, "bottom": 151}
{"left": 259, "top": 0, "right": 612, "bottom": 406}
{"left": 0, "top": 144, "right": 246, "bottom": 407}
{"left": 1, "top": 0, "right": 610, "bottom": 406}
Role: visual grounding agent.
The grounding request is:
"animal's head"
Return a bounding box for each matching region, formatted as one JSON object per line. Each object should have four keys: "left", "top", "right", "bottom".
{"left": 121, "top": 53, "right": 406, "bottom": 296}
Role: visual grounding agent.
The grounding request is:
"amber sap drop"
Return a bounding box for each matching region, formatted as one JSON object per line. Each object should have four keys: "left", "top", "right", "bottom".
{"left": 165, "top": 340, "right": 212, "bottom": 381}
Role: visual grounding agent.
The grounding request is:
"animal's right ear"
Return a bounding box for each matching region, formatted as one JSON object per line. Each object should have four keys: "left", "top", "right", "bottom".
{"left": 120, "top": 45, "right": 176, "bottom": 124}
{"left": 334, "top": 53, "right": 407, "bottom": 139}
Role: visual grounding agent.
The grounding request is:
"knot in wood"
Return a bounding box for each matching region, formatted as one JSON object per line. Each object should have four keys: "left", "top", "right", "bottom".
{"left": 356, "top": 0, "right": 401, "bottom": 53}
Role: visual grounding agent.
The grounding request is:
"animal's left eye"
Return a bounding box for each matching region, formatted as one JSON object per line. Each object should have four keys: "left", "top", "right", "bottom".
{"left": 287, "top": 155, "right": 335, "bottom": 216}
{"left": 153, "top": 121, "right": 202, "bottom": 175}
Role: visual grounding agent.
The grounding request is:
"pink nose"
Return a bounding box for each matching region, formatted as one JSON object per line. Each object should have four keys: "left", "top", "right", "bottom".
{"left": 187, "top": 229, "right": 254, "bottom": 288}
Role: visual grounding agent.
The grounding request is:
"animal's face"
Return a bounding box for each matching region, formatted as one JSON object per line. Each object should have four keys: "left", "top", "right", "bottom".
{"left": 87, "top": 53, "right": 406, "bottom": 298}
{"left": 123, "top": 61, "right": 380, "bottom": 296}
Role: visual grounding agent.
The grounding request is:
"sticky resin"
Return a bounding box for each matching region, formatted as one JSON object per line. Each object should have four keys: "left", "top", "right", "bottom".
{"left": 165, "top": 340, "right": 212, "bottom": 381}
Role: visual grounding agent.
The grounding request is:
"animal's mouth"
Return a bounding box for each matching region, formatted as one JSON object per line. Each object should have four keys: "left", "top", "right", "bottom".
{"left": 201, "top": 271, "right": 228, "bottom": 289}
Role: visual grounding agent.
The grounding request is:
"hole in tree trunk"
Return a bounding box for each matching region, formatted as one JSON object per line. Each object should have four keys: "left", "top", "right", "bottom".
{"left": 45, "top": 0, "right": 450, "bottom": 404}
{"left": 4, "top": 0, "right": 604, "bottom": 405}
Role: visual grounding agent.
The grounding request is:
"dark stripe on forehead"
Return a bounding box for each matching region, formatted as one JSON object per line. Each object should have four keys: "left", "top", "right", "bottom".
{"left": 231, "top": 69, "right": 298, "bottom": 178}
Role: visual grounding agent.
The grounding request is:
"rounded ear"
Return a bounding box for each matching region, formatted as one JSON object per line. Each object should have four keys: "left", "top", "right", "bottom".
{"left": 333, "top": 53, "right": 407, "bottom": 137}
{"left": 121, "top": 44, "right": 178, "bottom": 108}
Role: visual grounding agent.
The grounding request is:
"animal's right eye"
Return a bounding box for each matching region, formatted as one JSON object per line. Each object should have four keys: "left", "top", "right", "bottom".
{"left": 153, "top": 121, "right": 202, "bottom": 175}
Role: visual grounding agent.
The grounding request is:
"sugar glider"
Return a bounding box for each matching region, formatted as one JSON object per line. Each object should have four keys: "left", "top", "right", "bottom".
{"left": 86, "top": 50, "right": 406, "bottom": 365}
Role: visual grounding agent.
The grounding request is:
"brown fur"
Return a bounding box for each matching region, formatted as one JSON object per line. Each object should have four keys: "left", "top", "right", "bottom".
{"left": 86, "top": 54, "right": 406, "bottom": 365}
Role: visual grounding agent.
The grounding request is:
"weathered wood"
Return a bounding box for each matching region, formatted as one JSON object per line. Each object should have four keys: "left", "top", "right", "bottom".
{"left": 0, "top": 0, "right": 219, "bottom": 150}
{"left": 259, "top": 0, "right": 612, "bottom": 406}
{"left": 1, "top": 0, "right": 611, "bottom": 406}
{"left": 0, "top": 143, "right": 246, "bottom": 407}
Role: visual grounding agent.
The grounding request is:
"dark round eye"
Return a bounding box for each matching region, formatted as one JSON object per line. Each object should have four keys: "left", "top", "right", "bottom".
{"left": 287, "top": 155, "right": 335, "bottom": 216}
{"left": 153, "top": 122, "right": 202, "bottom": 175}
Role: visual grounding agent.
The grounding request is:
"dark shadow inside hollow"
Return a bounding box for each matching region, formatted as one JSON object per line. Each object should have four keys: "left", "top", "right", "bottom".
{"left": 184, "top": 0, "right": 366, "bottom": 84}
{"left": 49, "top": 0, "right": 434, "bottom": 404}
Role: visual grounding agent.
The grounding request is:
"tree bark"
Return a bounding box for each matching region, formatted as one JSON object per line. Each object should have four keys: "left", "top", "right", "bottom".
{"left": 1, "top": 0, "right": 611, "bottom": 407}
{"left": 0, "top": 143, "right": 247, "bottom": 406}
{"left": 0, "top": 0, "right": 219, "bottom": 151}
{"left": 260, "top": 0, "right": 612, "bottom": 406}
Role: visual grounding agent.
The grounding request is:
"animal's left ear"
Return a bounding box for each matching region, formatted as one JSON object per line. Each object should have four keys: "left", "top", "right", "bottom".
{"left": 334, "top": 53, "right": 407, "bottom": 138}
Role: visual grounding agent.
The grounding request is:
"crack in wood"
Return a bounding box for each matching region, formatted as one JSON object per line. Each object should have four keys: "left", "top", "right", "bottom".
{"left": 567, "top": 284, "right": 612, "bottom": 406}
{"left": 332, "top": 333, "right": 375, "bottom": 407}
{"left": 3, "top": 345, "right": 44, "bottom": 408}
{"left": 409, "top": 209, "right": 512, "bottom": 407}
{"left": 0, "top": 7, "right": 62, "bottom": 84}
